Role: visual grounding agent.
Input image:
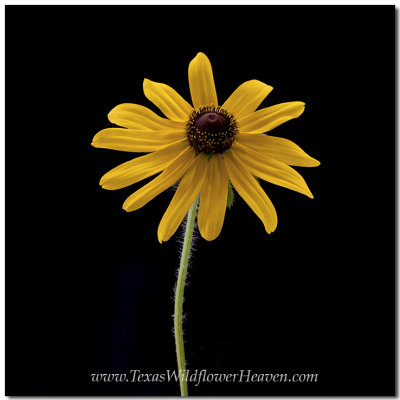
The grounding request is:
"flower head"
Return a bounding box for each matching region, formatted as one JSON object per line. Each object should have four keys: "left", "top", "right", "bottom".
{"left": 92, "top": 52, "right": 320, "bottom": 243}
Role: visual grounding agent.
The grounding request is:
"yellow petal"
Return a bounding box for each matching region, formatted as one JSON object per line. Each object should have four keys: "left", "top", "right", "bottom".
{"left": 238, "top": 102, "right": 305, "bottom": 133}
{"left": 92, "top": 128, "right": 185, "bottom": 153}
{"left": 143, "top": 79, "right": 194, "bottom": 122}
{"left": 108, "top": 103, "right": 185, "bottom": 130}
{"left": 222, "top": 80, "right": 273, "bottom": 120}
{"left": 232, "top": 143, "right": 313, "bottom": 198}
{"left": 198, "top": 155, "right": 228, "bottom": 241}
{"left": 158, "top": 153, "right": 208, "bottom": 243}
{"left": 123, "top": 147, "right": 196, "bottom": 212}
{"left": 188, "top": 52, "right": 218, "bottom": 108}
{"left": 224, "top": 151, "right": 277, "bottom": 234}
{"left": 100, "top": 141, "right": 189, "bottom": 190}
{"left": 238, "top": 132, "right": 320, "bottom": 167}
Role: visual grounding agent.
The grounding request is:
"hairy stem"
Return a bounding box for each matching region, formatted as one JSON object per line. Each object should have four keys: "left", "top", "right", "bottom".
{"left": 174, "top": 196, "right": 199, "bottom": 396}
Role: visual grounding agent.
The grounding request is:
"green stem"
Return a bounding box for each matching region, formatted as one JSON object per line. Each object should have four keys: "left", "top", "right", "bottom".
{"left": 174, "top": 195, "right": 199, "bottom": 396}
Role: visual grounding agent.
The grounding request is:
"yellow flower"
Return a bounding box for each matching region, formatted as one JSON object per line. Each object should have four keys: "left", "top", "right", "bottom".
{"left": 92, "top": 52, "right": 320, "bottom": 243}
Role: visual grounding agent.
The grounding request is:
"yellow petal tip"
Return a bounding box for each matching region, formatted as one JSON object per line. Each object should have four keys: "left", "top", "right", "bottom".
{"left": 192, "top": 52, "right": 210, "bottom": 64}
{"left": 122, "top": 199, "right": 133, "bottom": 212}
{"left": 202, "top": 233, "right": 217, "bottom": 242}
{"left": 269, "top": 224, "right": 278, "bottom": 234}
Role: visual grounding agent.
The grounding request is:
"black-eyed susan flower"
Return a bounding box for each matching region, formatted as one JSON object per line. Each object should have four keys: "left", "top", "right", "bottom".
{"left": 92, "top": 52, "right": 320, "bottom": 243}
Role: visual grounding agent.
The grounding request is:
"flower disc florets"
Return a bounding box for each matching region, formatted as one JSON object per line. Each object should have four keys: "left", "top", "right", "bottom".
{"left": 186, "top": 105, "right": 238, "bottom": 154}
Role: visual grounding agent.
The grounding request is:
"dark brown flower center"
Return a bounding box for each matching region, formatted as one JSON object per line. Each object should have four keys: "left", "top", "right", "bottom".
{"left": 186, "top": 106, "right": 238, "bottom": 154}
{"left": 194, "top": 112, "right": 228, "bottom": 133}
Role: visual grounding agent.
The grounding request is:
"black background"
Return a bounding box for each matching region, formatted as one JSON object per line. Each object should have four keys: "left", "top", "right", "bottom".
{"left": 6, "top": 5, "right": 395, "bottom": 396}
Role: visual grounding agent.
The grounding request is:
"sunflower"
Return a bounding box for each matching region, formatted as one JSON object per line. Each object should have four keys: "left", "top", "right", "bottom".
{"left": 92, "top": 52, "right": 320, "bottom": 243}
